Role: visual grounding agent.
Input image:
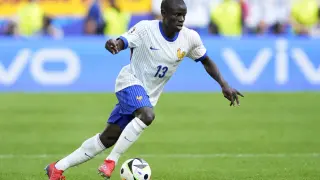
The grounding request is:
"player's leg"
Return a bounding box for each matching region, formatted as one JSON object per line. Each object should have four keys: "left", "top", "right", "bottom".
{"left": 106, "top": 106, "right": 155, "bottom": 162}
{"left": 100, "top": 103, "right": 134, "bottom": 148}
{"left": 98, "top": 108, "right": 154, "bottom": 179}
{"left": 45, "top": 105, "right": 124, "bottom": 180}
{"left": 45, "top": 132, "right": 106, "bottom": 180}
{"left": 134, "top": 107, "right": 155, "bottom": 126}
{"left": 98, "top": 85, "right": 154, "bottom": 179}
{"left": 54, "top": 124, "right": 122, "bottom": 170}
{"left": 99, "top": 123, "right": 122, "bottom": 148}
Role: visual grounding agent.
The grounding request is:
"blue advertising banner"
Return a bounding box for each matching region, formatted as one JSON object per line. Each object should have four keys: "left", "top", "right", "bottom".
{"left": 0, "top": 36, "right": 319, "bottom": 92}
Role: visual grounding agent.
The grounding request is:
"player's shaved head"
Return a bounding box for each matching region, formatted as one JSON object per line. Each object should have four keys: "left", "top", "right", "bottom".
{"left": 161, "top": 0, "right": 186, "bottom": 12}
{"left": 160, "top": 0, "right": 187, "bottom": 34}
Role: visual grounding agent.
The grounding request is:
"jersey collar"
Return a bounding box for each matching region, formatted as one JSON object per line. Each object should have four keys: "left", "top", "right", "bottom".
{"left": 159, "top": 21, "right": 179, "bottom": 42}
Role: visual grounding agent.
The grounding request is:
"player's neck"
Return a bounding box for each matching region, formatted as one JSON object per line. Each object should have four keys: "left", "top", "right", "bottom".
{"left": 160, "top": 22, "right": 177, "bottom": 39}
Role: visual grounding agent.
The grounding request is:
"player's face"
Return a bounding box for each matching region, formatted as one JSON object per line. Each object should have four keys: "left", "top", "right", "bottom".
{"left": 165, "top": 3, "right": 187, "bottom": 31}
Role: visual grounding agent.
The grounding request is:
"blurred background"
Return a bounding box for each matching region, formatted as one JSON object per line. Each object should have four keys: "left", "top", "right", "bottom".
{"left": 0, "top": 0, "right": 320, "bottom": 179}
{"left": 0, "top": 0, "right": 320, "bottom": 91}
{"left": 1, "top": 0, "right": 320, "bottom": 38}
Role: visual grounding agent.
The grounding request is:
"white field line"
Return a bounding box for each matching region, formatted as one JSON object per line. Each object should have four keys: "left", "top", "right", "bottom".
{"left": 0, "top": 153, "right": 319, "bottom": 159}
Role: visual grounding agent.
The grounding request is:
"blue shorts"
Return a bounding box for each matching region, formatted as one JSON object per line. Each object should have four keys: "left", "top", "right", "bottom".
{"left": 107, "top": 85, "right": 153, "bottom": 130}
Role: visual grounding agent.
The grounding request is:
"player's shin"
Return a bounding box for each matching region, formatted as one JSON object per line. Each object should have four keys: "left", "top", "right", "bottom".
{"left": 107, "top": 117, "right": 147, "bottom": 164}
{"left": 55, "top": 133, "right": 106, "bottom": 171}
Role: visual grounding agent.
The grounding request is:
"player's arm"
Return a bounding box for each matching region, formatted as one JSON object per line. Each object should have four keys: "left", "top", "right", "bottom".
{"left": 201, "top": 56, "right": 244, "bottom": 106}
{"left": 201, "top": 56, "right": 227, "bottom": 88}
{"left": 105, "top": 38, "right": 125, "bottom": 55}
{"left": 187, "top": 30, "right": 244, "bottom": 106}
{"left": 105, "top": 21, "right": 147, "bottom": 55}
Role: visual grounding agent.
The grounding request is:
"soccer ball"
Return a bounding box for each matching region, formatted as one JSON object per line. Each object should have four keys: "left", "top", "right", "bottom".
{"left": 120, "top": 158, "right": 151, "bottom": 180}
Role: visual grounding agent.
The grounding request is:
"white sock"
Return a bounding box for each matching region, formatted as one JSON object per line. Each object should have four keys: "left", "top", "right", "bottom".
{"left": 107, "top": 117, "right": 147, "bottom": 164}
{"left": 55, "top": 133, "right": 105, "bottom": 171}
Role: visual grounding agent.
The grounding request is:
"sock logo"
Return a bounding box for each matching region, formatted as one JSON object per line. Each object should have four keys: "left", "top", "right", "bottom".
{"left": 124, "top": 136, "right": 133, "bottom": 142}
{"left": 84, "top": 153, "right": 93, "bottom": 158}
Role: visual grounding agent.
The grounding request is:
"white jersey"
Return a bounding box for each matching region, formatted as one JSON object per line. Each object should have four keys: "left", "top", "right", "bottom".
{"left": 115, "top": 20, "right": 207, "bottom": 106}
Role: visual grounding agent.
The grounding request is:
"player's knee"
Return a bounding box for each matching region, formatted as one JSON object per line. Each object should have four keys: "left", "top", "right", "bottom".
{"left": 141, "top": 112, "right": 155, "bottom": 126}
{"left": 99, "top": 134, "right": 118, "bottom": 148}
{"left": 99, "top": 124, "right": 122, "bottom": 148}
{"left": 137, "top": 109, "right": 155, "bottom": 126}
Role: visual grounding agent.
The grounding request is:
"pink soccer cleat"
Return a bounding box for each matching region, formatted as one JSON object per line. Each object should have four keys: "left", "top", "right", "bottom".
{"left": 45, "top": 162, "right": 65, "bottom": 180}
{"left": 98, "top": 159, "right": 116, "bottom": 179}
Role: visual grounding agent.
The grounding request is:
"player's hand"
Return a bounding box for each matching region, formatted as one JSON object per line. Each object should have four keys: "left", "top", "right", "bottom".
{"left": 221, "top": 85, "right": 244, "bottom": 106}
{"left": 105, "top": 39, "right": 119, "bottom": 55}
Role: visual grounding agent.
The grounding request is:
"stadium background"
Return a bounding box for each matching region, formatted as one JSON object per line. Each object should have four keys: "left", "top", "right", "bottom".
{"left": 0, "top": 0, "right": 320, "bottom": 180}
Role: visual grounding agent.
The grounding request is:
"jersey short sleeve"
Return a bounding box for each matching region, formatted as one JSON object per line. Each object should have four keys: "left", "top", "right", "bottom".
{"left": 187, "top": 30, "right": 207, "bottom": 62}
{"left": 118, "top": 20, "right": 148, "bottom": 49}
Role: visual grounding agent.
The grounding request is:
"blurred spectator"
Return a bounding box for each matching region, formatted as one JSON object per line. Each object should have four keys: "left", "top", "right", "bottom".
{"left": 209, "top": 0, "right": 243, "bottom": 36}
{"left": 151, "top": 0, "right": 162, "bottom": 20}
{"left": 310, "top": 7, "right": 320, "bottom": 37}
{"left": 182, "top": 0, "right": 213, "bottom": 29}
{"left": 246, "top": 0, "right": 292, "bottom": 35}
{"left": 290, "top": 0, "right": 319, "bottom": 36}
{"left": 240, "top": 0, "right": 249, "bottom": 22}
{"left": 86, "top": 0, "right": 105, "bottom": 34}
{"left": 84, "top": 16, "right": 99, "bottom": 35}
{"left": 37, "top": 15, "right": 64, "bottom": 39}
{"left": 2, "top": 0, "right": 318, "bottom": 38}
{"left": 3, "top": 20, "right": 19, "bottom": 36}
{"left": 152, "top": 0, "right": 212, "bottom": 30}
{"left": 16, "top": 0, "right": 44, "bottom": 36}
{"left": 103, "top": 0, "right": 131, "bottom": 36}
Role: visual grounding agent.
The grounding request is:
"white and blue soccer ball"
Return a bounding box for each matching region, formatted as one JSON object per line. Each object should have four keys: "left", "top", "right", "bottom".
{"left": 120, "top": 158, "right": 152, "bottom": 180}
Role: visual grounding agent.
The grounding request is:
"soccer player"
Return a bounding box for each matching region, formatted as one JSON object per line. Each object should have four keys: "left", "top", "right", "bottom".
{"left": 45, "top": 0, "right": 244, "bottom": 179}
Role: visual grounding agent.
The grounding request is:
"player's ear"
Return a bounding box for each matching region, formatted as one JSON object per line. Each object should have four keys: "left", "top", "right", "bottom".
{"left": 161, "top": 9, "right": 166, "bottom": 17}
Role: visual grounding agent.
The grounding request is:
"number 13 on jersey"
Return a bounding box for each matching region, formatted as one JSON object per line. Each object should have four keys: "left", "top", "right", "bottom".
{"left": 154, "top": 65, "right": 168, "bottom": 78}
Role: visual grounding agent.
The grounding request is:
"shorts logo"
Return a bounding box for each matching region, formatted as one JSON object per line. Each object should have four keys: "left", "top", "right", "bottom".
{"left": 136, "top": 96, "right": 143, "bottom": 101}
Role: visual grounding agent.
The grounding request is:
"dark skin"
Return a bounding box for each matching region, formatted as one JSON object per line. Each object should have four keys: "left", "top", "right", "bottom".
{"left": 99, "top": 0, "right": 244, "bottom": 148}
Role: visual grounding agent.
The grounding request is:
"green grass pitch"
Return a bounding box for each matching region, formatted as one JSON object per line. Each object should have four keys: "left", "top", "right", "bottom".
{"left": 0, "top": 93, "right": 319, "bottom": 180}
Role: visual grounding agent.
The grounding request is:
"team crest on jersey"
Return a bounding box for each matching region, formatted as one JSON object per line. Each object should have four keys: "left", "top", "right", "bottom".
{"left": 177, "top": 48, "right": 186, "bottom": 61}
